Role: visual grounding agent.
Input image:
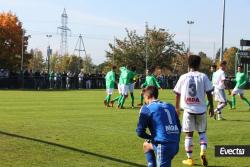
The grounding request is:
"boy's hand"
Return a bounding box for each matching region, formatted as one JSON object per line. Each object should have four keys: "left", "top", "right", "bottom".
{"left": 209, "top": 106, "right": 214, "bottom": 118}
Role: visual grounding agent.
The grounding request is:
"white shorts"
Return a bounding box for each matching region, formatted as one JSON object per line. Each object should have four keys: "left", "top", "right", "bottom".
{"left": 232, "top": 87, "right": 244, "bottom": 95}
{"left": 129, "top": 83, "right": 135, "bottom": 93}
{"left": 214, "top": 88, "right": 227, "bottom": 103}
{"left": 118, "top": 84, "right": 122, "bottom": 94}
{"left": 106, "top": 88, "right": 113, "bottom": 95}
{"left": 121, "top": 84, "right": 129, "bottom": 95}
{"left": 182, "top": 111, "right": 207, "bottom": 133}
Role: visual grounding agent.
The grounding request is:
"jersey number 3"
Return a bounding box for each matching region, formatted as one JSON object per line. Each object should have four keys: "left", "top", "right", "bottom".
{"left": 189, "top": 83, "right": 197, "bottom": 97}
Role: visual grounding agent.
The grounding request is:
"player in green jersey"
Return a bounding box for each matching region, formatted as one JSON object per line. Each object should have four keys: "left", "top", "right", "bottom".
{"left": 230, "top": 65, "right": 250, "bottom": 109}
{"left": 104, "top": 65, "right": 117, "bottom": 107}
{"left": 110, "top": 66, "right": 127, "bottom": 108}
{"left": 117, "top": 66, "right": 130, "bottom": 109}
{"left": 138, "top": 68, "right": 161, "bottom": 106}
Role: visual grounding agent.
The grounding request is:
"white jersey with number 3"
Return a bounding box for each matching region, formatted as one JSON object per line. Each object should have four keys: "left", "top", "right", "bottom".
{"left": 174, "top": 71, "right": 213, "bottom": 114}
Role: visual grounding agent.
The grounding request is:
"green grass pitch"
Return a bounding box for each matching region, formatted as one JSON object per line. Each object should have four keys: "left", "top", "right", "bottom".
{"left": 0, "top": 90, "right": 249, "bottom": 167}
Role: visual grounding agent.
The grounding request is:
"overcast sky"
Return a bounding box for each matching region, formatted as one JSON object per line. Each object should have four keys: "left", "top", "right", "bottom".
{"left": 1, "top": 0, "right": 250, "bottom": 64}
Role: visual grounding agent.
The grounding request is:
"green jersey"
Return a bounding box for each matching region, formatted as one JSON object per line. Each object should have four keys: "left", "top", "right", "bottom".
{"left": 235, "top": 72, "right": 247, "bottom": 89}
{"left": 118, "top": 67, "right": 126, "bottom": 85}
{"left": 105, "top": 71, "right": 116, "bottom": 89}
{"left": 120, "top": 69, "right": 130, "bottom": 85}
{"left": 143, "top": 75, "right": 161, "bottom": 88}
{"left": 128, "top": 71, "right": 137, "bottom": 84}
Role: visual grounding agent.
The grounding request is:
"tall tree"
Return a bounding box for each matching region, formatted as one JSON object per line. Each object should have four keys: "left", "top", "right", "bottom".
{"left": 106, "top": 28, "right": 183, "bottom": 74}
{"left": 221, "top": 47, "right": 238, "bottom": 75}
{"left": 198, "top": 51, "right": 213, "bottom": 74}
{"left": 82, "top": 55, "right": 94, "bottom": 73}
{"left": 28, "top": 49, "right": 45, "bottom": 72}
{"left": 0, "top": 11, "right": 31, "bottom": 71}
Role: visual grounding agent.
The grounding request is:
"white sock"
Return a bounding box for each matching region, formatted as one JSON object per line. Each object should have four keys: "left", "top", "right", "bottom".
{"left": 185, "top": 136, "right": 193, "bottom": 158}
{"left": 217, "top": 102, "right": 226, "bottom": 111}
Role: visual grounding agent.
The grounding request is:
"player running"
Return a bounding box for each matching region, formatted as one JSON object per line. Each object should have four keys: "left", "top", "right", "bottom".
{"left": 138, "top": 68, "right": 161, "bottom": 106}
{"left": 104, "top": 65, "right": 116, "bottom": 107}
{"left": 174, "top": 55, "right": 214, "bottom": 166}
{"left": 213, "top": 61, "right": 227, "bottom": 120}
{"left": 230, "top": 64, "right": 250, "bottom": 110}
{"left": 136, "top": 86, "right": 181, "bottom": 167}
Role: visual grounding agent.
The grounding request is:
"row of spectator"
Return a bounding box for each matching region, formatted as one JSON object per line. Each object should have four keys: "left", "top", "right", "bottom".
{"left": 0, "top": 70, "right": 180, "bottom": 90}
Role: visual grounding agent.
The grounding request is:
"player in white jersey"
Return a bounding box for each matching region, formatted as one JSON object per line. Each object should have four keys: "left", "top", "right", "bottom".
{"left": 174, "top": 55, "right": 214, "bottom": 167}
{"left": 212, "top": 61, "right": 227, "bottom": 120}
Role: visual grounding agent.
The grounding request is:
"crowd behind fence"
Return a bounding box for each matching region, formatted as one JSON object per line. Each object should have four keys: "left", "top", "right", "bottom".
{"left": 0, "top": 70, "right": 182, "bottom": 90}
{"left": 0, "top": 69, "right": 243, "bottom": 90}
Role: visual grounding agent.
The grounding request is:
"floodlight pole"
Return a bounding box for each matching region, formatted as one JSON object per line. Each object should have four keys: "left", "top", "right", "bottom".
{"left": 220, "top": 0, "right": 226, "bottom": 62}
{"left": 46, "top": 35, "right": 52, "bottom": 74}
{"left": 145, "top": 22, "right": 149, "bottom": 74}
{"left": 21, "top": 31, "right": 24, "bottom": 73}
{"left": 187, "top": 20, "right": 194, "bottom": 56}
{"left": 113, "top": 36, "right": 116, "bottom": 65}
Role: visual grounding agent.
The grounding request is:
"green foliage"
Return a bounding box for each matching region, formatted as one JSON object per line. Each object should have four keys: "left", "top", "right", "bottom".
{"left": 28, "top": 49, "right": 45, "bottom": 72}
{"left": 198, "top": 51, "right": 213, "bottom": 75}
{"left": 49, "top": 53, "right": 94, "bottom": 73}
{"left": 106, "top": 28, "right": 184, "bottom": 74}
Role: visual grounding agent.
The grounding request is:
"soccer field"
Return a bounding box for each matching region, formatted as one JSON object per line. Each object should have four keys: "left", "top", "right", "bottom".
{"left": 0, "top": 90, "right": 249, "bottom": 167}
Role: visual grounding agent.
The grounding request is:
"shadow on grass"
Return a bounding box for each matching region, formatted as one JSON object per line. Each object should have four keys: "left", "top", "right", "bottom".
{"left": 0, "top": 130, "right": 146, "bottom": 167}
{"left": 227, "top": 119, "right": 250, "bottom": 123}
{"left": 194, "top": 163, "right": 228, "bottom": 167}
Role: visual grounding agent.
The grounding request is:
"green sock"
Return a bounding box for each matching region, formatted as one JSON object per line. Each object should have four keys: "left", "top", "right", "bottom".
{"left": 140, "top": 94, "right": 144, "bottom": 104}
{"left": 232, "top": 96, "right": 236, "bottom": 108}
{"left": 120, "top": 96, "right": 126, "bottom": 108}
{"left": 107, "top": 95, "right": 111, "bottom": 105}
{"left": 242, "top": 97, "right": 250, "bottom": 106}
{"left": 118, "top": 95, "right": 123, "bottom": 105}
{"left": 112, "top": 95, "right": 121, "bottom": 103}
{"left": 131, "top": 93, "right": 134, "bottom": 107}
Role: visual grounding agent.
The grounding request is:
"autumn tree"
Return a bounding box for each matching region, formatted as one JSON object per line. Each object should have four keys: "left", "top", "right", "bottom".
{"left": 198, "top": 51, "right": 213, "bottom": 75}
{"left": 0, "top": 11, "right": 31, "bottom": 71}
{"left": 215, "top": 47, "right": 238, "bottom": 75}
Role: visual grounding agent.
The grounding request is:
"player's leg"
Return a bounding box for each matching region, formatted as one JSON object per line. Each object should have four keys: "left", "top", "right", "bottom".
{"left": 105, "top": 88, "right": 113, "bottom": 107}
{"left": 143, "top": 141, "right": 156, "bottom": 167}
{"left": 182, "top": 111, "right": 195, "bottom": 166}
{"left": 111, "top": 84, "right": 122, "bottom": 107}
{"left": 231, "top": 87, "right": 238, "bottom": 109}
{"left": 215, "top": 102, "right": 226, "bottom": 120}
{"left": 214, "top": 89, "right": 227, "bottom": 120}
{"left": 154, "top": 143, "right": 179, "bottom": 167}
{"left": 120, "top": 85, "right": 129, "bottom": 108}
{"left": 196, "top": 113, "right": 208, "bottom": 166}
{"left": 129, "top": 83, "right": 135, "bottom": 108}
{"left": 239, "top": 90, "right": 250, "bottom": 108}
{"left": 231, "top": 94, "right": 236, "bottom": 109}
{"left": 137, "top": 91, "right": 144, "bottom": 106}
{"left": 130, "top": 92, "right": 135, "bottom": 108}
